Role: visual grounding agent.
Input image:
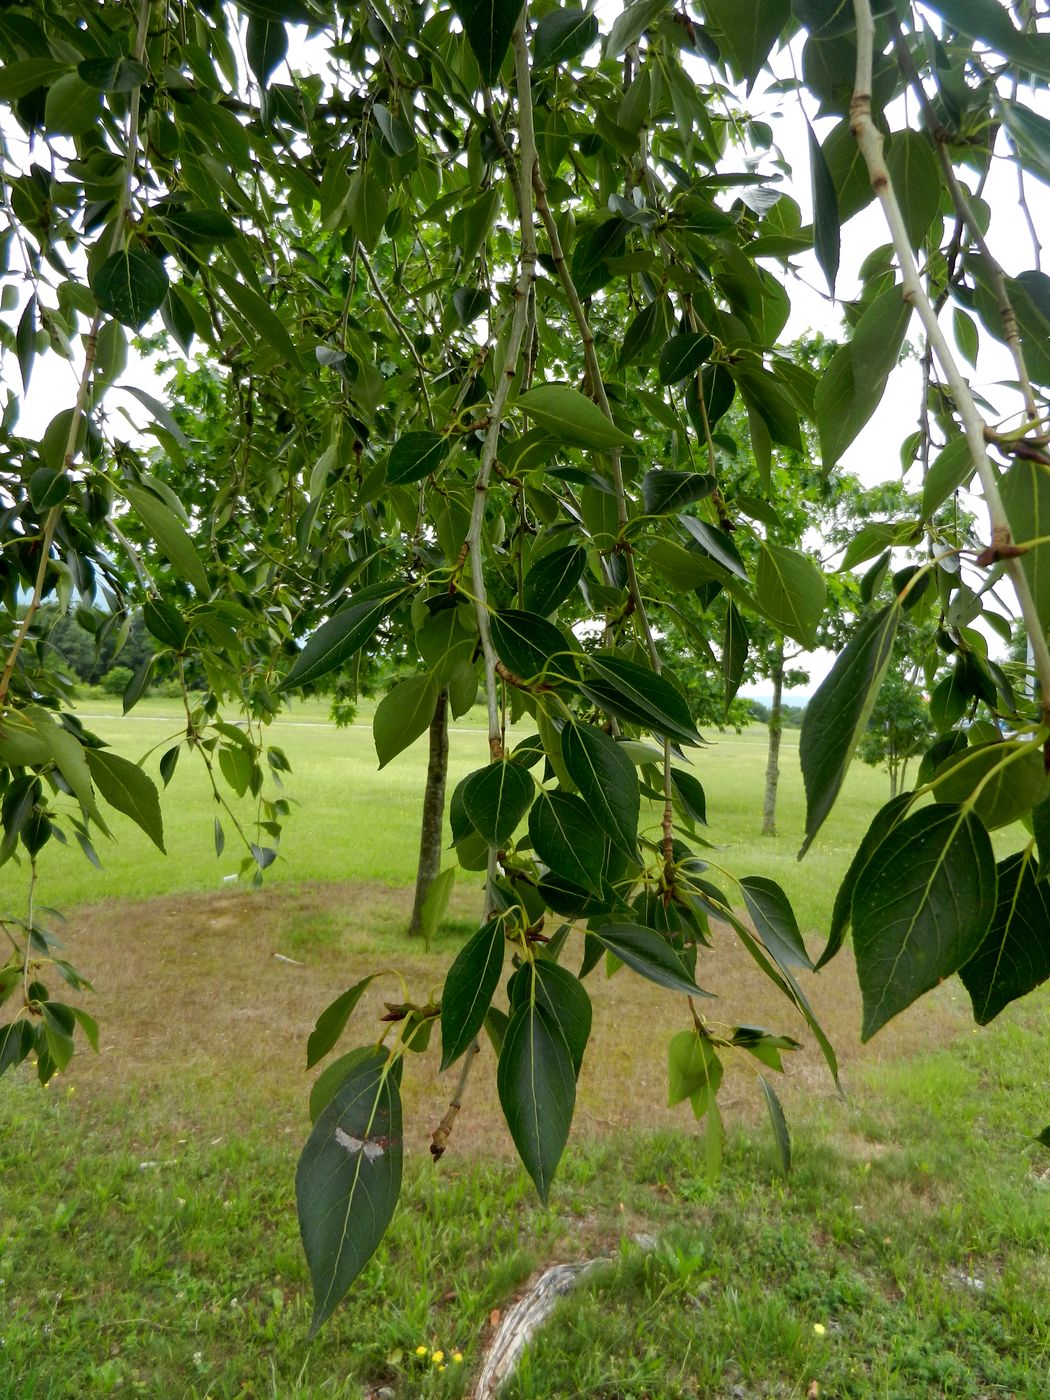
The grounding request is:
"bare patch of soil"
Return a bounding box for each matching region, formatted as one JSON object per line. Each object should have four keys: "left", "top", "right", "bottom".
{"left": 58, "top": 881, "right": 971, "bottom": 1159}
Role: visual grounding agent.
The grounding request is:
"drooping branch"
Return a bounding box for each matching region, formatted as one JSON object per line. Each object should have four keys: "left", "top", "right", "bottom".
{"left": 464, "top": 16, "right": 540, "bottom": 772}
{"left": 850, "top": 0, "right": 1050, "bottom": 717}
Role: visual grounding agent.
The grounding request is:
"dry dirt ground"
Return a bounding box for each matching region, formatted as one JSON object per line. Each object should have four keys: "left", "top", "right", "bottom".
{"left": 55, "top": 880, "right": 974, "bottom": 1162}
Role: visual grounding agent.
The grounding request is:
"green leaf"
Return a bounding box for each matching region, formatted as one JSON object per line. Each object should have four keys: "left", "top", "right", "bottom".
{"left": 924, "top": 0, "right": 1050, "bottom": 82}
{"left": 953, "top": 307, "right": 979, "bottom": 368}
{"left": 758, "top": 1075, "right": 791, "bottom": 1177}
{"left": 755, "top": 542, "right": 826, "bottom": 648}
{"left": 279, "top": 588, "right": 403, "bottom": 690}
{"left": 84, "top": 749, "right": 164, "bottom": 852}
{"left": 641, "top": 470, "right": 716, "bottom": 515}
{"left": 533, "top": 960, "right": 591, "bottom": 1076}
{"left": 670, "top": 768, "right": 707, "bottom": 826}
{"left": 497, "top": 997, "right": 575, "bottom": 1202}
{"left": 0, "top": 1020, "right": 34, "bottom": 1078}
{"left": 960, "top": 851, "right": 1050, "bottom": 1025}
{"left": 667, "top": 1029, "right": 722, "bottom": 1112}
{"left": 347, "top": 168, "right": 388, "bottom": 252}
{"left": 931, "top": 740, "right": 1050, "bottom": 831}
{"left": 296, "top": 1048, "right": 402, "bottom": 1336}
{"left": 490, "top": 609, "right": 579, "bottom": 683}
{"left": 820, "top": 789, "right": 913, "bottom": 969}
{"left": 25, "top": 707, "right": 108, "bottom": 834}
{"left": 617, "top": 298, "right": 669, "bottom": 369}
{"left": 124, "top": 485, "right": 209, "bottom": 595}
{"left": 16, "top": 296, "right": 36, "bottom": 393}
{"left": 1001, "top": 99, "right": 1050, "bottom": 185}
{"left": 561, "top": 722, "right": 640, "bottom": 859}
{"left": 307, "top": 977, "right": 378, "bottom": 1069}
{"left": 739, "top": 876, "right": 812, "bottom": 969}
{"left": 807, "top": 115, "right": 839, "bottom": 295}
{"left": 591, "top": 923, "right": 712, "bottom": 997}
{"left": 815, "top": 286, "right": 911, "bottom": 468}
{"left": 658, "top": 333, "right": 713, "bottom": 386}
{"left": 1002, "top": 459, "right": 1050, "bottom": 632}
{"left": 454, "top": 0, "right": 526, "bottom": 84}
{"left": 440, "top": 917, "right": 506, "bottom": 1069}
{"left": 852, "top": 806, "right": 997, "bottom": 1040}
{"left": 309, "top": 1048, "right": 369, "bottom": 1122}
{"left": 0, "top": 59, "right": 68, "bottom": 102}
{"left": 91, "top": 251, "right": 169, "bottom": 330}
{"left": 800, "top": 603, "right": 900, "bottom": 855}
{"left": 78, "top": 56, "right": 149, "bottom": 91}
{"left": 417, "top": 866, "right": 456, "bottom": 947}
{"left": 885, "top": 130, "right": 940, "bottom": 250}
{"left": 462, "top": 760, "right": 535, "bottom": 846}
{"left": 246, "top": 16, "right": 288, "bottom": 82}
{"left": 44, "top": 73, "right": 100, "bottom": 135}
{"left": 703, "top": 0, "right": 791, "bottom": 85}
{"left": 211, "top": 263, "right": 299, "bottom": 364}
{"left": 533, "top": 8, "right": 598, "bottom": 68}
{"left": 521, "top": 545, "right": 587, "bottom": 615}
{"left": 579, "top": 653, "right": 702, "bottom": 747}
{"left": 387, "top": 431, "right": 448, "bottom": 486}
{"left": 159, "top": 209, "right": 237, "bottom": 246}
{"left": 529, "top": 789, "right": 606, "bottom": 893}
{"left": 374, "top": 674, "right": 440, "bottom": 768}
{"left": 29, "top": 468, "right": 70, "bottom": 512}
{"left": 921, "top": 438, "right": 974, "bottom": 520}
{"left": 604, "top": 0, "right": 667, "bottom": 55}
{"left": 722, "top": 599, "right": 748, "bottom": 711}
{"left": 679, "top": 516, "right": 748, "bottom": 580}
{"left": 516, "top": 384, "right": 632, "bottom": 450}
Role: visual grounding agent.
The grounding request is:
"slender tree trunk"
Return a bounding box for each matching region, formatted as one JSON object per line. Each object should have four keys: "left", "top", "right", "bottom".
{"left": 761, "top": 643, "right": 784, "bottom": 837}
{"left": 408, "top": 689, "right": 449, "bottom": 938}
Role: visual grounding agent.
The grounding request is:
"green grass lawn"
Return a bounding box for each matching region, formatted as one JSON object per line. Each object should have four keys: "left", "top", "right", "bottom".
{"left": 3, "top": 700, "right": 1049, "bottom": 1398}
{"left": 1, "top": 998, "right": 1047, "bottom": 1399}
{"left": 21, "top": 698, "right": 892, "bottom": 937}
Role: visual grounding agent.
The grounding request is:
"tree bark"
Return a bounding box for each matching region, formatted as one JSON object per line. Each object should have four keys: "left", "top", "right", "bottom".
{"left": 408, "top": 689, "right": 449, "bottom": 938}
{"left": 761, "top": 643, "right": 784, "bottom": 837}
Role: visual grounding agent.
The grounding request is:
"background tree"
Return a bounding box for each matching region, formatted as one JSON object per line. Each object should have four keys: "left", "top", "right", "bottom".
{"left": 857, "top": 669, "right": 935, "bottom": 797}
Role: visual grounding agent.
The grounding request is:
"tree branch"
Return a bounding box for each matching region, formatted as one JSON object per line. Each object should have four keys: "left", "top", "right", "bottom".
{"left": 850, "top": 0, "right": 1050, "bottom": 718}
{"left": 464, "top": 17, "right": 539, "bottom": 775}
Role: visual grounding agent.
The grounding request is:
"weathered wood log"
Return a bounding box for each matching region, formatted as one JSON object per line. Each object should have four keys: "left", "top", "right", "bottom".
{"left": 472, "top": 1258, "right": 607, "bottom": 1398}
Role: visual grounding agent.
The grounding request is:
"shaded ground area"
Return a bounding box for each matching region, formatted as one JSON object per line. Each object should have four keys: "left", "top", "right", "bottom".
{"left": 62, "top": 879, "right": 973, "bottom": 1153}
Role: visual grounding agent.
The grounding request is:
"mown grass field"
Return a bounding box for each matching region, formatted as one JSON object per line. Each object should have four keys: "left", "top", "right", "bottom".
{"left": 25, "top": 696, "right": 889, "bottom": 934}
{"left": 1, "top": 700, "right": 1048, "bottom": 1398}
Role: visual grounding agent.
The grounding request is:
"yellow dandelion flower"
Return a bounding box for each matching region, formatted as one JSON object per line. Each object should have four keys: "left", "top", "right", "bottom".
{"left": 432, "top": 1350, "right": 445, "bottom": 1364}
{"left": 812, "top": 1322, "right": 827, "bottom": 1336}
{"left": 438, "top": 1364, "right": 446, "bottom": 1373}
{"left": 415, "top": 1345, "right": 428, "bottom": 1356}
{"left": 452, "top": 1352, "right": 463, "bottom": 1363}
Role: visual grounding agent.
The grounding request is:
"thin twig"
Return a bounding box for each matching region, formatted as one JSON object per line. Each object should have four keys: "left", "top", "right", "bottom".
{"left": 357, "top": 243, "right": 433, "bottom": 423}
{"left": 430, "top": 1038, "right": 480, "bottom": 1160}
